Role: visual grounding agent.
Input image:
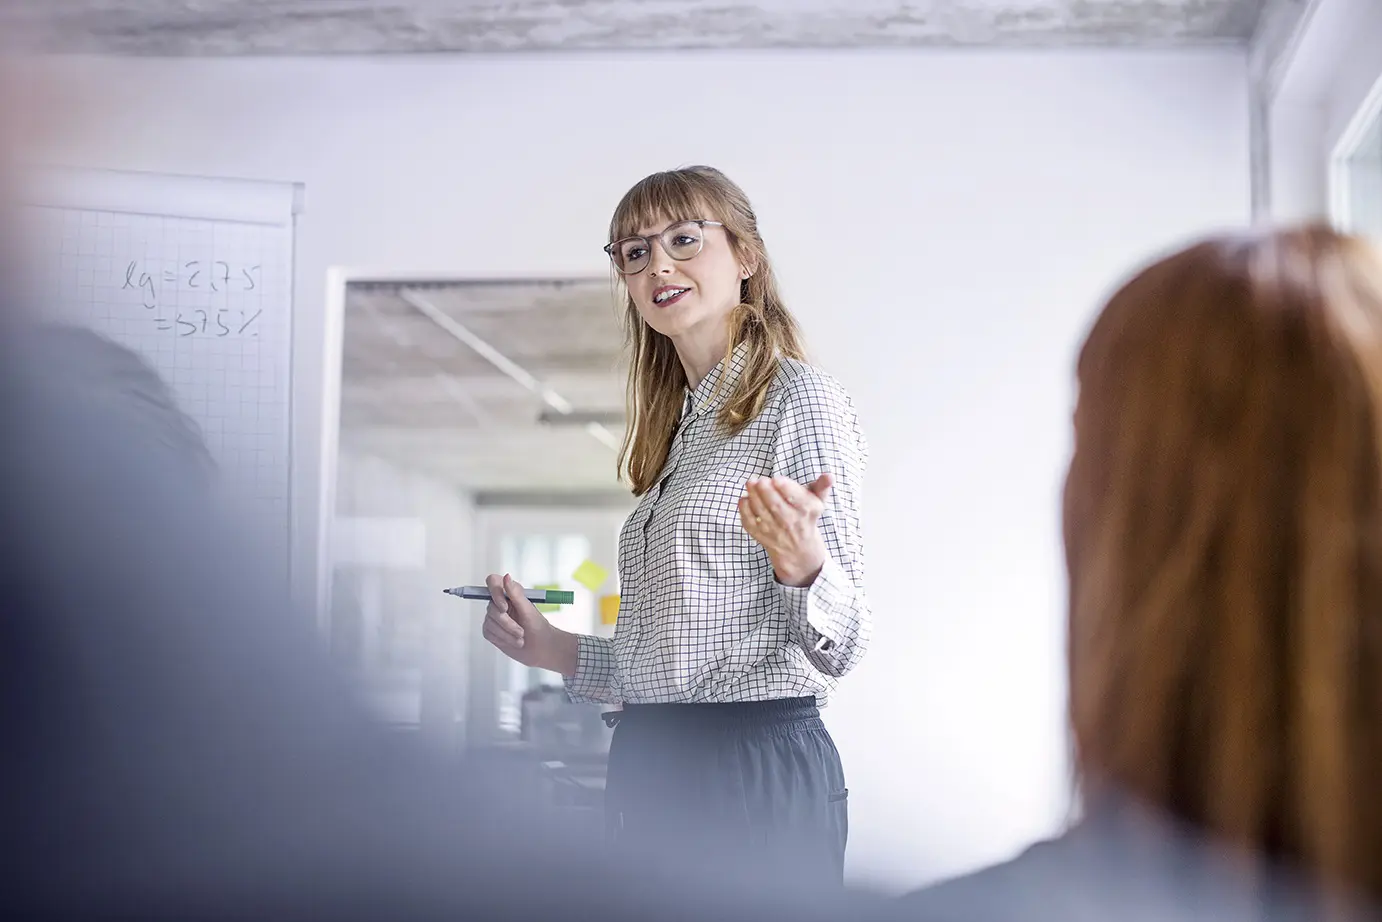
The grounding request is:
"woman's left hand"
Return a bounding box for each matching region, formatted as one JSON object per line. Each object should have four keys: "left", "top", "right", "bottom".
{"left": 739, "top": 474, "right": 834, "bottom": 588}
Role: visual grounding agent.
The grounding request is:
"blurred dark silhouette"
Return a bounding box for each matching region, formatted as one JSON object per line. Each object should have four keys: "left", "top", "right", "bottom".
{"left": 0, "top": 311, "right": 520, "bottom": 918}
{"left": 886, "top": 226, "right": 1382, "bottom": 922}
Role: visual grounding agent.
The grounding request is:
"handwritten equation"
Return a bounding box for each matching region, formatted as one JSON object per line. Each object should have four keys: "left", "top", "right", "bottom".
{"left": 122, "top": 259, "right": 264, "bottom": 337}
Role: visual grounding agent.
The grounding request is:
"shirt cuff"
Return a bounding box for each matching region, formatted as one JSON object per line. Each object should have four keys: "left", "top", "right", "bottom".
{"left": 563, "top": 634, "right": 617, "bottom": 704}
{"left": 778, "top": 554, "right": 852, "bottom": 653}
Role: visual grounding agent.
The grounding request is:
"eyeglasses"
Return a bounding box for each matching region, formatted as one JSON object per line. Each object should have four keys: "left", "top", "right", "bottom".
{"left": 604, "top": 220, "right": 724, "bottom": 275}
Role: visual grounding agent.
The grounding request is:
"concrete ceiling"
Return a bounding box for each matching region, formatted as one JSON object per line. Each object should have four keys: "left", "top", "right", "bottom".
{"left": 341, "top": 278, "right": 631, "bottom": 494}
{"left": 5, "top": 0, "right": 1270, "bottom": 55}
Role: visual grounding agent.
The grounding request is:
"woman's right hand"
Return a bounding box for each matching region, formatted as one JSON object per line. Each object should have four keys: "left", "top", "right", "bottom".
{"left": 481, "top": 573, "right": 578, "bottom": 675}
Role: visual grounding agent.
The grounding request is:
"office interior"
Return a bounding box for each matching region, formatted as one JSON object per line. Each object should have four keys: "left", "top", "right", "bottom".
{"left": 10, "top": 0, "right": 1382, "bottom": 895}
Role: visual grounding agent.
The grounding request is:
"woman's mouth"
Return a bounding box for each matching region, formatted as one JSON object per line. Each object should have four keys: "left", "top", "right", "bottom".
{"left": 653, "top": 286, "right": 690, "bottom": 307}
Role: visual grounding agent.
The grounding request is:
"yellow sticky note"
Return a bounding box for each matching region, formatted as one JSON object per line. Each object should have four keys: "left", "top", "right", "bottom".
{"left": 534, "top": 583, "right": 561, "bottom": 614}
{"left": 600, "top": 594, "right": 620, "bottom": 625}
{"left": 571, "top": 559, "right": 610, "bottom": 593}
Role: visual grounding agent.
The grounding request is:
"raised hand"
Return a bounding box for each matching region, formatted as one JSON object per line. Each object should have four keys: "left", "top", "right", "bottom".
{"left": 738, "top": 474, "right": 833, "bottom": 588}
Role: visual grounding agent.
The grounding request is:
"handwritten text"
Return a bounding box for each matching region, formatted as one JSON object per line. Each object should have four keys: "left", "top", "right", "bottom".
{"left": 120, "top": 260, "right": 264, "bottom": 337}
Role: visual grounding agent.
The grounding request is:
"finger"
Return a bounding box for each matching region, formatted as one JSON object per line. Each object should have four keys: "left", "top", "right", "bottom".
{"left": 767, "top": 476, "right": 808, "bottom": 507}
{"left": 767, "top": 475, "right": 823, "bottom": 510}
{"left": 744, "top": 481, "right": 773, "bottom": 526}
{"left": 483, "top": 618, "right": 524, "bottom": 652}
{"left": 806, "top": 473, "right": 834, "bottom": 502}
{"left": 485, "top": 573, "right": 508, "bottom": 612}
{"left": 750, "top": 478, "right": 799, "bottom": 527}
{"left": 485, "top": 602, "right": 524, "bottom": 642}
{"left": 482, "top": 618, "right": 513, "bottom": 648}
{"left": 756, "top": 479, "right": 800, "bottom": 524}
{"left": 738, "top": 498, "right": 766, "bottom": 541}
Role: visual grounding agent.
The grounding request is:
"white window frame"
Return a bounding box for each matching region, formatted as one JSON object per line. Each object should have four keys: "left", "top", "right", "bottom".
{"left": 1329, "top": 73, "right": 1382, "bottom": 233}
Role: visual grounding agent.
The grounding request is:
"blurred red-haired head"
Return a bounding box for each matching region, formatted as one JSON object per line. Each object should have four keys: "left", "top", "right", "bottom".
{"left": 1066, "top": 225, "right": 1382, "bottom": 899}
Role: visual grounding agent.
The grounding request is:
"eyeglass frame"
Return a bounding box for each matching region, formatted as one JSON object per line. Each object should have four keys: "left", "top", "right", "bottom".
{"left": 603, "top": 219, "right": 726, "bottom": 275}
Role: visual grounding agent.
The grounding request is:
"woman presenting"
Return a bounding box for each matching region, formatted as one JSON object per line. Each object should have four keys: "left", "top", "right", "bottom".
{"left": 483, "top": 165, "right": 870, "bottom": 889}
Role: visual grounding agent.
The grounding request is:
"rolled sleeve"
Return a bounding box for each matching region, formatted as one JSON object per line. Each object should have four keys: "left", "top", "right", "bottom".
{"left": 771, "top": 371, "right": 872, "bottom": 678}
{"left": 563, "top": 634, "right": 619, "bottom": 705}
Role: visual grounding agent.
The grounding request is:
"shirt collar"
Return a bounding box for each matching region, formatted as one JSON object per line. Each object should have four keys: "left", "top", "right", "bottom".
{"left": 685, "top": 340, "right": 752, "bottom": 417}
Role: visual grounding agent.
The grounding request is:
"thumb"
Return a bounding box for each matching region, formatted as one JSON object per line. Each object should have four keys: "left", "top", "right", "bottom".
{"left": 807, "top": 473, "right": 833, "bottom": 502}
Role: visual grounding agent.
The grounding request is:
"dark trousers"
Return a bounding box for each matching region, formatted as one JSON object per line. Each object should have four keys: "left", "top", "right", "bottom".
{"left": 602, "top": 697, "right": 848, "bottom": 893}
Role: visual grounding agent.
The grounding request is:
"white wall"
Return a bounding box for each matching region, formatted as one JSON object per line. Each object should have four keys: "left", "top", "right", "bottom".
{"left": 1267, "top": 0, "right": 1382, "bottom": 220}
{"left": 333, "top": 449, "right": 475, "bottom": 743}
{"left": 36, "top": 48, "right": 1251, "bottom": 889}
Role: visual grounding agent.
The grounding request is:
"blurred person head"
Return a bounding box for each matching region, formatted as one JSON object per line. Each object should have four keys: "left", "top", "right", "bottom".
{"left": 1064, "top": 225, "right": 1382, "bottom": 901}
{"left": 28, "top": 323, "right": 216, "bottom": 479}
{"left": 604, "top": 165, "right": 805, "bottom": 494}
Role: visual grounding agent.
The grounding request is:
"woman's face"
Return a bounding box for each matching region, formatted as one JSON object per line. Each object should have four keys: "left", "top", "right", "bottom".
{"left": 618, "top": 217, "right": 749, "bottom": 346}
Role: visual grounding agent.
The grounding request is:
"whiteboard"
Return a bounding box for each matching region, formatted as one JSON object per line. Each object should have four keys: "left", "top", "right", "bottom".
{"left": 15, "top": 166, "right": 302, "bottom": 588}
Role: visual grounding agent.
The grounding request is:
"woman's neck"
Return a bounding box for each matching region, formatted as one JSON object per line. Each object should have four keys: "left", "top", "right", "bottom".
{"left": 673, "top": 325, "right": 732, "bottom": 391}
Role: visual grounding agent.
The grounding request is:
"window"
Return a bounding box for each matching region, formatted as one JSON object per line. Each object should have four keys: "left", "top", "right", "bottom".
{"left": 1332, "top": 83, "right": 1382, "bottom": 241}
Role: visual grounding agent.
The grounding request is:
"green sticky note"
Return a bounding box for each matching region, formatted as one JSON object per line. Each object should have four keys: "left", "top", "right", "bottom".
{"left": 533, "top": 583, "right": 562, "bottom": 614}
{"left": 571, "top": 559, "right": 610, "bottom": 593}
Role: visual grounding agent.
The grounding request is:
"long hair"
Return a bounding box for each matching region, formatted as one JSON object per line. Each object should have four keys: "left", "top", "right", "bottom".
{"left": 1064, "top": 225, "right": 1382, "bottom": 900}
{"left": 608, "top": 166, "right": 805, "bottom": 495}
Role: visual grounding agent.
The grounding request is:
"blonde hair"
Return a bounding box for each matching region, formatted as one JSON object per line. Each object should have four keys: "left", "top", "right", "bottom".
{"left": 609, "top": 166, "right": 804, "bottom": 495}
{"left": 1065, "top": 225, "right": 1382, "bottom": 901}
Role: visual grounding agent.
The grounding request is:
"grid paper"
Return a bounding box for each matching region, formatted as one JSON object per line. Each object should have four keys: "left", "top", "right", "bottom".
{"left": 21, "top": 204, "right": 293, "bottom": 572}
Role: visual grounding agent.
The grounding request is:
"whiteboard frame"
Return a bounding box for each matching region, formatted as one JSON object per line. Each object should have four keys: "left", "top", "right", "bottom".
{"left": 316, "top": 267, "right": 613, "bottom": 633}
{"left": 20, "top": 164, "right": 305, "bottom": 595}
{"left": 18, "top": 163, "right": 304, "bottom": 225}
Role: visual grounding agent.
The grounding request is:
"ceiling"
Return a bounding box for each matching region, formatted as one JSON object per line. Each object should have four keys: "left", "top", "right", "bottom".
{"left": 5, "top": 0, "right": 1270, "bottom": 55}
{"left": 341, "top": 278, "right": 632, "bottom": 494}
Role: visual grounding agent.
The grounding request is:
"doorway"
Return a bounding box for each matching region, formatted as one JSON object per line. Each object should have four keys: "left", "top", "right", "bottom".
{"left": 325, "top": 274, "right": 632, "bottom": 751}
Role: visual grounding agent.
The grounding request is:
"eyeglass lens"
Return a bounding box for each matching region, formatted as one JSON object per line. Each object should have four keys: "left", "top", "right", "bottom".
{"left": 610, "top": 221, "right": 706, "bottom": 274}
